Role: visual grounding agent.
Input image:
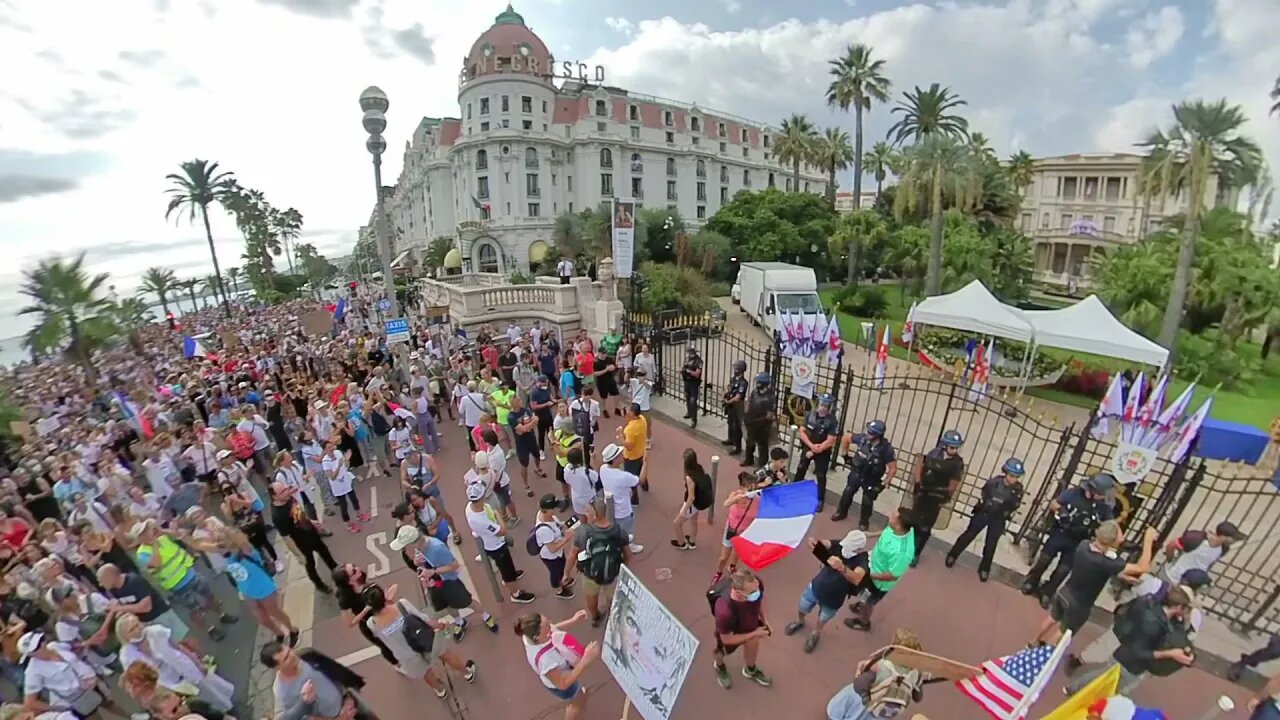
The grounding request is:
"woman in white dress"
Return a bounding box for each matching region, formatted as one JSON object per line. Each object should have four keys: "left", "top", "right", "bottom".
{"left": 114, "top": 612, "right": 236, "bottom": 712}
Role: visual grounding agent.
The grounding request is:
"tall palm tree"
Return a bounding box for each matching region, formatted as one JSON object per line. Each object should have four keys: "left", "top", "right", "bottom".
{"left": 225, "top": 267, "right": 242, "bottom": 297}
{"left": 826, "top": 43, "right": 891, "bottom": 212}
{"left": 202, "top": 275, "right": 222, "bottom": 308}
{"left": 893, "top": 135, "right": 984, "bottom": 295}
{"left": 1138, "top": 99, "right": 1264, "bottom": 348}
{"left": 776, "top": 114, "right": 818, "bottom": 192}
{"left": 139, "top": 266, "right": 177, "bottom": 317}
{"left": 886, "top": 83, "right": 969, "bottom": 145}
{"left": 1271, "top": 75, "right": 1280, "bottom": 116}
{"left": 863, "top": 141, "right": 896, "bottom": 202}
{"left": 814, "top": 127, "right": 855, "bottom": 208}
{"left": 165, "top": 159, "right": 235, "bottom": 318}
{"left": 18, "top": 253, "right": 114, "bottom": 379}
{"left": 274, "top": 207, "right": 303, "bottom": 275}
{"left": 968, "top": 132, "right": 996, "bottom": 161}
{"left": 179, "top": 278, "right": 200, "bottom": 313}
{"left": 1005, "top": 150, "right": 1036, "bottom": 195}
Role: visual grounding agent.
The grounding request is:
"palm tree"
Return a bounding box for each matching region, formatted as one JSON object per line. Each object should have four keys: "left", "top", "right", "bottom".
{"left": 202, "top": 275, "right": 222, "bottom": 308}
{"left": 225, "top": 267, "right": 242, "bottom": 297}
{"left": 139, "top": 266, "right": 177, "bottom": 317}
{"left": 893, "top": 135, "right": 984, "bottom": 295}
{"left": 165, "top": 159, "right": 235, "bottom": 318}
{"left": 831, "top": 210, "right": 888, "bottom": 287}
{"left": 1005, "top": 150, "right": 1036, "bottom": 195}
{"left": 1271, "top": 75, "right": 1280, "bottom": 116}
{"left": 111, "top": 297, "right": 153, "bottom": 352}
{"left": 968, "top": 132, "right": 995, "bottom": 161}
{"left": 179, "top": 278, "right": 200, "bottom": 312}
{"left": 863, "top": 141, "right": 896, "bottom": 202}
{"left": 814, "top": 127, "right": 855, "bottom": 208}
{"left": 826, "top": 44, "right": 891, "bottom": 212}
{"left": 886, "top": 83, "right": 969, "bottom": 145}
{"left": 18, "top": 253, "right": 114, "bottom": 379}
{"left": 274, "top": 207, "right": 303, "bottom": 275}
{"left": 776, "top": 114, "right": 818, "bottom": 192}
{"left": 1138, "top": 99, "right": 1264, "bottom": 348}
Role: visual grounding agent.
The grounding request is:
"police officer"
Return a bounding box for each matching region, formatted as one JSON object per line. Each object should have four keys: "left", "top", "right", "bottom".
{"left": 831, "top": 420, "right": 897, "bottom": 529}
{"left": 910, "top": 429, "right": 966, "bottom": 567}
{"left": 681, "top": 346, "right": 703, "bottom": 427}
{"left": 1020, "top": 472, "right": 1116, "bottom": 603}
{"left": 722, "top": 361, "right": 749, "bottom": 456}
{"left": 945, "top": 457, "right": 1025, "bottom": 581}
{"left": 793, "top": 394, "right": 840, "bottom": 511}
{"left": 741, "top": 372, "right": 776, "bottom": 468}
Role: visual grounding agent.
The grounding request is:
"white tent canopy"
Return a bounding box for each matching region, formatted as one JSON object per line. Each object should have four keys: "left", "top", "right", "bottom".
{"left": 909, "top": 279, "right": 1035, "bottom": 341}
{"left": 1019, "top": 294, "right": 1169, "bottom": 367}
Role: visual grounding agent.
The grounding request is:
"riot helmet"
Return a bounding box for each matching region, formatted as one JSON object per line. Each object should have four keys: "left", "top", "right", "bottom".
{"left": 865, "top": 419, "right": 886, "bottom": 437}
{"left": 1002, "top": 457, "right": 1026, "bottom": 477}
{"left": 1084, "top": 472, "right": 1115, "bottom": 498}
{"left": 817, "top": 393, "right": 835, "bottom": 414}
{"left": 754, "top": 372, "right": 771, "bottom": 387}
{"left": 940, "top": 429, "right": 964, "bottom": 449}
{"left": 732, "top": 360, "right": 747, "bottom": 375}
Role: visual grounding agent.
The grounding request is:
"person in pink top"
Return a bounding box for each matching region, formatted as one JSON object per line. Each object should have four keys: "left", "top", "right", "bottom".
{"left": 713, "top": 470, "right": 762, "bottom": 584}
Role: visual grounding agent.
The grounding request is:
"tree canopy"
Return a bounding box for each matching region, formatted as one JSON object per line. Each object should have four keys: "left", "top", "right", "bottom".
{"left": 704, "top": 188, "right": 838, "bottom": 274}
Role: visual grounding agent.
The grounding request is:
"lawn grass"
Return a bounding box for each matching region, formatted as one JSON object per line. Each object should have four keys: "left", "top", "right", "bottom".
{"left": 818, "top": 286, "right": 1280, "bottom": 429}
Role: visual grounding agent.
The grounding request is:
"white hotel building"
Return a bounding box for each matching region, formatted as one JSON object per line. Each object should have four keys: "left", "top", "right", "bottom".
{"left": 371, "top": 4, "right": 827, "bottom": 275}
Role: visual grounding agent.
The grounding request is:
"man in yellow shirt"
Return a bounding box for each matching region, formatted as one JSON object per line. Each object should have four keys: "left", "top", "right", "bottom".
{"left": 618, "top": 402, "right": 648, "bottom": 504}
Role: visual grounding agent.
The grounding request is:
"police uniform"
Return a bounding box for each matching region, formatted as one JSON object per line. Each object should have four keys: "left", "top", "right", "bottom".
{"left": 911, "top": 446, "right": 966, "bottom": 563}
{"left": 1022, "top": 481, "right": 1115, "bottom": 599}
{"left": 834, "top": 434, "right": 896, "bottom": 529}
{"left": 742, "top": 381, "right": 776, "bottom": 468}
{"left": 947, "top": 473, "right": 1024, "bottom": 577}
{"left": 793, "top": 408, "right": 840, "bottom": 508}
{"left": 722, "top": 371, "right": 749, "bottom": 454}
{"left": 681, "top": 351, "right": 703, "bottom": 426}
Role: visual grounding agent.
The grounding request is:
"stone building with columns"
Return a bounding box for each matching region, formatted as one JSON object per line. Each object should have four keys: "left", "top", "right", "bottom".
{"left": 379, "top": 4, "right": 828, "bottom": 277}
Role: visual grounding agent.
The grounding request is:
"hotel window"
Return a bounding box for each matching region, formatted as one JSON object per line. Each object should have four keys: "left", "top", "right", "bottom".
{"left": 476, "top": 149, "right": 488, "bottom": 170}
{"left": 629, "top": 105, "right": 639, "bottom": 121}
{"left": 526, "top": 174, "right": 539, "bottom": 197}
{"left": 596, "top": 122, "right": 606, "bottom": 132}
{"left": 1105, "top": 177, "right": 1122, "bottom": 201}
{"left": 720, "top": 186, "right": 728, "bottom": 203}
{"left": 525, "top": 147, "right": 538, "bottom": 168}
{"left": 1061, "top": 177, "right": 1078, "bottom": 200}
{"left": 717, "top": 122, "right": 726, "bottom": 137}
{"left": 477, "top": 176, "right": 490, "bottom": 199}
{"left": 804, "top": 181, "right": 810, "bottom": 192}
{"left": 594, "top": 100, "right": 607, "bottom": 117}
{"left": 501, "top": 119, "right": 510, "bottom": 128}
{"left": 763, "top": 134, "right": 770, "bottom": 148}
{"left": 696, "top": 205, "right": 706, "bottom": 219}
{"left": 551, "top": 173, "right": 557, "bottom": 186}
{"left": 631, "top": 177, "right": 643, "bottom": 197}
{"left": 720, "top": 166, "right": 729, "bottom": 183}
{"left": 480, "top": 97, "right": 489, "bottom": 114}
{"left": 466, "top": 103, "right": 472, "bottom": 120}
{"left": 666, "top": 131, "right": 674, "bottom": 144}
{"left": 743, "top": 169, "right": 751, "bottom": 187}
{"left": 1020, "top": 212, "right": 1031, "bottom": 231}
{"left": 696, "top": 181, "right": 706, "bottom": 202}
{"left": 1103, "top": 216, "right": 1116, "bottom": 232}
{"left": 1060, "top": 213, "right": 1072, "bottom": 228}
{"left": 567, "top": 176, "right": 573, "bottom": 191}
{"left": 528, "top": 203, "right": 540, "bottom": 217}
{"left": 478, "top": 244, "right": 498, "bottom": 273}
{"left": 600, "top": 148, "right": 613, "bottom": 168}
{"left": 742, "top": 147, "right": 748, "bottom": 158}
{"left": 480, "top": 122, "right": 490, "bottom": 132}
{"left": 692, "top": 137, "right": 699, "bottom": 146}
{"left": 691, "top": 117, "right": 701, "bottom": 132}
{"left": 740, "top": 128, "right": 748, "bottom": 143}
{"left": 1041, "top": 213, "right": 1049, "bottom": 228}
{"left": 521, "top": 96, "right": 532, "bottom": 113}
{"left": 630, "top": 153, "right": 643, "bottom": 171}
{"left": 663, "top": 110, "right": 673, "bottom": 126}
{"left": 768, "top": 172, "right": 775, "bottom": 188}
{"left": 630, "top": 126, "right": 640, "bottom": 139}
{"left": 667, "top": 180, "right": 677, "bottom": 201}
{"left": 719, "top": 142, "right": 727, "bottom": 153}
{"left": 601, "top": 173, "right": 614, "bottom": 196}
{"left": 501, "top": 95, "right": 509, "bottom": 112}
{"left": 542, "top": 100, "right": 547, "bottom": 113}
{"left": 666, "top": 157, "right": 677, "bottom": 177}
{"left": 696, "top": 159, "right": 706, "bottom": 178}
{"left": 522, "top": 120, "right": 532, "bottom": 130}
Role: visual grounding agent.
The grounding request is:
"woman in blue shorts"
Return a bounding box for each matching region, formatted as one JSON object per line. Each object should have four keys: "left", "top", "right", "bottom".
{"left": 515, "top": 611, "right": 600, "bottom": 719}
{"left": 221, "top": 529, "right": 299, "bottom": 648}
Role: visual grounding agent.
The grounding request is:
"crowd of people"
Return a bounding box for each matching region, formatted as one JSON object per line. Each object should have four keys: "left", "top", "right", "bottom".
{"left": 0, "top": 290, "right": 1271, "bottom": 720}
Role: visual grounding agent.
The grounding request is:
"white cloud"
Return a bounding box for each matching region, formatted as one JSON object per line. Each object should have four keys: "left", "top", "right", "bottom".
{"left": 722, "top": 0, "right": 743, "bottom": 14}
{"left": 1124, "top": 6, "right": 1185, "bottom": 70}
{"left": 604, "top": 16, "right": 633, "bottom": 35}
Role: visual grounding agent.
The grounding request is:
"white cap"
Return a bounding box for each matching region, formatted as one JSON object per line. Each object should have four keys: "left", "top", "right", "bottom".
{"left": 601, "top": 443, "right": 623, "bottom": 463}
{"left": 17, "top": 631, "right": 43, "bottom": 663}
{"left": 840, "top": 530, "right": 868, "bottom": 557}
{"left": 473, "top": 451, "right": 489, "bottom": 469}
{"left": 128, "top": 519, "right": 156, "bottom": 540}
{"left": 466, "top": 483, "right": 486, "bottom": 501}
{"left": 216, "top": 449, "right": 233, "bottom": 460}
{"left": 314, "top": 400, "right": 328, "bottom": 409}
{"left": 389, "top": 524, "right": 421, "bottom": 552}
{"left": 1098, "top": 697, "right": 1137, "bottom": 720}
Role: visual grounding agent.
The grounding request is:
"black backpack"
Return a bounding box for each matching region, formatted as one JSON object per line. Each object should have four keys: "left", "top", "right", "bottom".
{"left": 397, "top": 600, "right": 436, "bottom": 654}
{"left": 706, "top": 577, "right": 731, "bottom": 616}
{"left": 580, "top": 524, "right": 624, "bottom": 585}
{"left": 570, "top": 401, "right": 593, "bottom": 439}
{"left": 525, "top": 522, "right": 553, "bottom": 556}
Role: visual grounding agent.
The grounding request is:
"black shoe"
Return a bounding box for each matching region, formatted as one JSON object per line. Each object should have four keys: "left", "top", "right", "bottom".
{"left": 1227, "top": 662, "right": 1246, "bottom": 682}
{"left": 978, "top": 569, "right": 990, "bottom": 582}
{"left": 909, "top": 556, "right": 920, "bottom": 568}
{"left": 1064, "top": 654, "right": 1082, "bottom": 675}
{"left": 1038, "top": 593, "right": 1052, "bottom": 610}
{"left": 1019, "top": 581, "right": 1038, "bottom": 596}
{"left": 944, "top": 555, "right": 957, "bottom": 568}
{"left": 830, "top": 512, "right": 847, "bottom": 522}
{"left": 843, "top": 618, "right": 871, "bottom": 632}
{"left": 740, "top": 459, "right": 753, "bottom": 467}
{"left": 721, "top": 439, "right": 734, "bottom": 446}
{"left": 857, "top": 523, "right": 869, "bottom": 532}
{"left": 220, "top": 613, "right": 239, "bottom": 624}
{"left": 288, "top": 630, "right": 300, "bottom": 648}
{"left": 208, "top": 627, "right": 226, "bottom": 641}
{"left": 682, "top": 414, "right": 693, "bottom": 419}
{"left": 514, "top": 569, "right": 526, "bottom": 581}
{"left": 728, "top": 448, "right": 741, "bottom": 455}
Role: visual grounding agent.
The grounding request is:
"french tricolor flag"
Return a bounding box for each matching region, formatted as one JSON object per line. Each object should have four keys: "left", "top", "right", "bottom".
{"left": 730, "top": 481, "right": 819, "bottom": 571}
{"left": 182, "top": 335, "right": 209, "bottom": 359}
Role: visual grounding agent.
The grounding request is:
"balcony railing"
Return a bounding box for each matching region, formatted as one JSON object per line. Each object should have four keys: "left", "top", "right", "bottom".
{"left": 1031, "top": 226, "right": 1129, "bottom": 244}
{"left": 630, "top": 162, "right": 643, "bottom": 172}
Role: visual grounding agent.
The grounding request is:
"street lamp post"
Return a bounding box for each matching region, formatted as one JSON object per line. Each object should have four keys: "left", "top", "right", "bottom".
{"left": 360, "top": 86, "right": 410, "bottom": 377}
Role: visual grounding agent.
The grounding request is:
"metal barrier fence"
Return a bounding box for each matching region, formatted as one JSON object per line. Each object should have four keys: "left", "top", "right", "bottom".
{"left": 624, "top": 311, "right": 1279, "bottom": 635}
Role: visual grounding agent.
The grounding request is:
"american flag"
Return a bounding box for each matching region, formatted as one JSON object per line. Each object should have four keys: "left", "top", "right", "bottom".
{"left": 956, "top": 642, "right": 1063, "bottom": 719}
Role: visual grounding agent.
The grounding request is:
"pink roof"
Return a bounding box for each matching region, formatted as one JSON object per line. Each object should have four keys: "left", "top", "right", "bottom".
{"left": 439, "top": 120, "right": 461, "bottom": 146}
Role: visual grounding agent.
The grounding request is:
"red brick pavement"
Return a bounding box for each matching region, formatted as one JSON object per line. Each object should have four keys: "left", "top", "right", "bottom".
{"left": 308, "top": 411, "right": 1245, "bottom": 720}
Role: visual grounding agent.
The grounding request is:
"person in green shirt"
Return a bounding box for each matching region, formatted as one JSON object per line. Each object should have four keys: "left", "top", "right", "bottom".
{"left": 599, "top": 327, "right": 622, "bottom": 359}
{"left": 491, "top": 382, "right": 517, "bottom": 449}
{"left": 845, "top": 506, "right": 916, "bottom": 632}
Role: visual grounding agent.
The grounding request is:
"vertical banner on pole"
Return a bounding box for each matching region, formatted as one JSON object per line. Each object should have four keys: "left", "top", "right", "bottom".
{"left": 612, "top": 197, "right": 636, "bottom": 278}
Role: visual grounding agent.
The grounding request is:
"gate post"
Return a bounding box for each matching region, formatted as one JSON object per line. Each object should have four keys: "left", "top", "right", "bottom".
{"left": 1014, "top": 423, "right": 1074, "bottom": 548}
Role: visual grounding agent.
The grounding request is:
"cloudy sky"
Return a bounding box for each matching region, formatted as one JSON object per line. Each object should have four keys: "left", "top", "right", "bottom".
{"left": 0, "top": 0, "right": 1276, "bottom": 338}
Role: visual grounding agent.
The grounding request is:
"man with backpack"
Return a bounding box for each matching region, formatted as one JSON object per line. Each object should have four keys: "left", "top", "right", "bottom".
{"left": 709, "top": 568, "right": 772, "bottom": 689}
{"left": 568, "top": 494, "right": 631, "bottom": 628}
{"left": 1069, "top": 568, "right": 1210, "bottom": 673}
{"left": 1064, "top": 585, "right": 1196, "bottom": 696}
{"left": 568, "top": 388, "right": 601, "bottom": 460}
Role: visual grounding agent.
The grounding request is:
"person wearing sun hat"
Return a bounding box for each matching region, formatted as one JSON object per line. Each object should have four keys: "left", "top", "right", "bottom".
{"left": 389, "top": 523, "right": 500, "bottom": 637}
{"left": 464, "top": 481, "right": 536, "bottom": 604}
{"left": 16, "top": 630, "right": 106, "bottom": 716}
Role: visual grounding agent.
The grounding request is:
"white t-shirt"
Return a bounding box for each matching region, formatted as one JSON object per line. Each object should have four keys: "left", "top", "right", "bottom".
{"left": 562, "top": 466, "right": 599, "bottom": 504}
{"left": 525, "top": 637, "right": 571, "bottom": 689}
{"left": 533, "top": 515, "right": 566, "bottom": 560}
{"left": 68, "top": 502, "right": 112, "bottom": 534}
{"left": 556, "top": 259, "right": 574, "bottom": 278}
{"left": 506, "top": 325, "right": 522, "bottom": 344}
{"left": 218, "top": 461, "right": 261, "bottom": 506}
{"left": 629, "top": 377, "right": 653, "bottom": 411}
{"left": 599, "top": 465, "right": 640, "bottom": 519}
{"left": 142, "top": 456, "right": 178, "bottom": 501}
{"left": 23, "top": 645, "right": 98, "bottom": 708}
{"left": 466, "top": 503, "right": 506, "bottom": 551}
{"left": 237, "top": 417, "right": 271, "bottom": 451}
{"left": 1165, "top": 540, "right": 1224, "bottom": 584}
{"left": 321, "top": 452, "right": 355, "bottom": 497}
{"left": 312, "top": 413, "right": 336, "bottom": 442}
{"left": 388, "top": 427, "right": 412, "bottom": 458}
{"left": 461, "top": 392, "right": 489, "bottom": 427}
{"left": 183, "top": 442, "right": 219, "bottom": 476}
{"left": 487, "top": 446, "right": 510, "bottom": 488}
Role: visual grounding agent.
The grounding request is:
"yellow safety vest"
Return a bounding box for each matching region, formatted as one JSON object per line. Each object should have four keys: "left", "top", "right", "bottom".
{"left": 139, "top": 536, "right": 195, "bottom": 591}
{"left": 555, "top": 430, "right": 578, "bottom": 467}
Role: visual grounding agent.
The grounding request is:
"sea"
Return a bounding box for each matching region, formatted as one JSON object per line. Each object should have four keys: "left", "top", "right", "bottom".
{"left": 0, "top": 299, "right": 195, "bottom": 368}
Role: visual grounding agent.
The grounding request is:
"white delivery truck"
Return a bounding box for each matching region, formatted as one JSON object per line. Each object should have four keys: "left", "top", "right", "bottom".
{"left": 734, "top": 262, "right": 823, "bottom": 336}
